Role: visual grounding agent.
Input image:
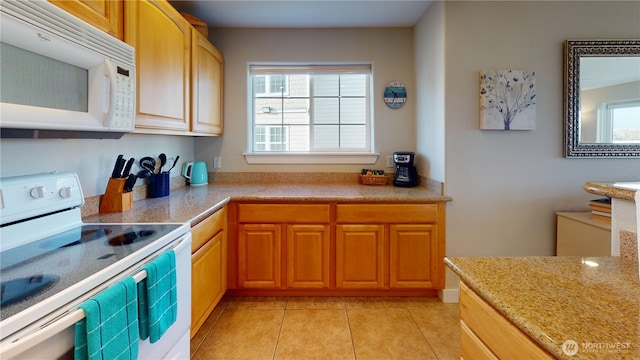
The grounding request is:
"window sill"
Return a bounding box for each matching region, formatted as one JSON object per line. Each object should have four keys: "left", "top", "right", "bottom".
{"left": 244, "top": 152, "right": 379, "bottom": 165}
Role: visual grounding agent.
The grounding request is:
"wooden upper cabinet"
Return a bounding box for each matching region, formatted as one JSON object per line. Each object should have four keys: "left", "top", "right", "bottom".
{"left": 49, "top": 0, "right": 123, "bottom": 40}
{"left": 125, "top": 0, "right": 191, "bottom": 132}
{"left": 191, "top": 28, "right": 224, "bottom": 135}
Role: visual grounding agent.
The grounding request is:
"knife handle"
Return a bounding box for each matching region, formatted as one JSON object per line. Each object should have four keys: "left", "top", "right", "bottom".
{"left": 121, "top": 157, "right": 135, "bottom": 178}
{"left": 111, "top": 154, "right": 125, "bottom": 178}
{"left": 124, "top": 174, "right": 137, "bottom": 192}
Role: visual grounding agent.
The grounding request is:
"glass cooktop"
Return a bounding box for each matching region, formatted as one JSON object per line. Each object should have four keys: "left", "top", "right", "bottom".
{"left": 0, "top": 223, "right": 181, "bottom": 320}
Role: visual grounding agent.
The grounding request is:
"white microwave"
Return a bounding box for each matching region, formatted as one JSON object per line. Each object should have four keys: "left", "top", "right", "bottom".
{"left": 0, "top": 0, "right": 136, "bottom": 138}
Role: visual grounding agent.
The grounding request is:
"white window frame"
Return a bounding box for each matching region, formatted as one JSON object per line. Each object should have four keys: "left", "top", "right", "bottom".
{"left": 597, "top": 99, "right": 640, "bottom": 143}
{"left": 254, "top": 75, "right": 290, "bottom": 97}
{"left": 244, "top": 63, "right": 378, "bottom": 165}
{"left": 254, "top": 125, "right": 289, "bottom": 151}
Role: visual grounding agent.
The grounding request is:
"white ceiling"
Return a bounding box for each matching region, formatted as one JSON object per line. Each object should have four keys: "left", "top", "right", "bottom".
{"left": 168, "top": 0, "right": 434, "bottom": 28}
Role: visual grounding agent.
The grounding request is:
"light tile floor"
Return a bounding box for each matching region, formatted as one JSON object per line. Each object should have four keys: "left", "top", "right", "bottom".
{"left": 191, "top": 296, "right": 460, "bottom": 360}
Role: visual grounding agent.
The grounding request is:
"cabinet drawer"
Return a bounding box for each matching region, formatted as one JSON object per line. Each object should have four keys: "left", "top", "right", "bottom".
{"left": 191, "top": 206, "right": 226, "bottom": 253}
{"left": 336, "top": 204, "right": 437, "bottom": 223}
{"left": 238, "top": 204, "right": 330, "bottom": 223}
{"left": 460, "top": 282, "right": 553, "bottom": 360}
{"left": 461, "top": 320, "right": 498, "bottom": 360}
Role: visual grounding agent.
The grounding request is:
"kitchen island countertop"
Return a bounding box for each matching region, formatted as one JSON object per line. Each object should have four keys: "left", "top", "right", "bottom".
{"left": 445, "top": 256, "right": 639, "bottom": 360}
{"left": 84, "top": 182, "right": 451, "bottom": 226}
{"left": 584, "top": 181, "right": 639, "bottom": 200}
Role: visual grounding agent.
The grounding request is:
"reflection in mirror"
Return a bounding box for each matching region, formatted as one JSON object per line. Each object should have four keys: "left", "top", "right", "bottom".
{"left": 564, "top": 40, "right": 640, "bottom": 157}
{"left": 580, "top": 57, "right": 640, "bottom": 143}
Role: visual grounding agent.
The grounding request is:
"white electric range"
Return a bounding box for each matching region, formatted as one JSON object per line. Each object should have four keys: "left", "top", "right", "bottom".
{"left": 0, "top": 172, "right": 191, "bottom": 359}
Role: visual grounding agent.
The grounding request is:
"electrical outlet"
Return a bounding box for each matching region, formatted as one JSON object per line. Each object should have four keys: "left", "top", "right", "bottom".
{"left": 386, "top": 155, "right": 394, "bottom": 168}
{"left": 213, "top": 156, "right": 221, "bottom": 169}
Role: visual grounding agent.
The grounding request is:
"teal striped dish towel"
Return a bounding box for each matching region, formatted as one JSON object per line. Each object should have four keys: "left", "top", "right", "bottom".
{"left": 138, "top": 249, "right": 177, "bottom": 343}
{"left": 74, "top": 277, "right": 139, "bottom": 360}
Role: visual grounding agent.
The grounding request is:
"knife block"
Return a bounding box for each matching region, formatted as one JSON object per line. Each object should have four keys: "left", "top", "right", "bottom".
{"left": 100, "top": 178, "right": 133, "bottom": 213}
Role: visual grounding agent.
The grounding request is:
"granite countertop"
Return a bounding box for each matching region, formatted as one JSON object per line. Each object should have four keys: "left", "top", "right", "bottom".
{"left": 84, "top": 182, "right": 451, "bottom": 226}
{"left": 445, "top": 256, "right": 639, "bottom": 360}
{"left": 584, "top": 181, "right": 640, "bottom": 201}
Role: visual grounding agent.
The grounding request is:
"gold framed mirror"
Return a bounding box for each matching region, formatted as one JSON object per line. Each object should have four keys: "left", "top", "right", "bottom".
{"left": 564, "top": 39, "right": 640, "bottom": 157}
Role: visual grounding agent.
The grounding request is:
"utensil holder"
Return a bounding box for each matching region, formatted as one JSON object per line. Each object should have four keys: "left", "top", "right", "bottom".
{"left": 148, "top": 172, "right": 170, "bottom": 198}
{"left": 100, "top": 178, "right": 133, "bottom": 213}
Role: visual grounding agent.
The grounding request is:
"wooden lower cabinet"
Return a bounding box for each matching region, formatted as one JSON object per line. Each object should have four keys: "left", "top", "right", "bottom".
{"left": 287, "top": 225, "right": 330, "bottom": 288}
{"left": 237, "top": 224, "right": 282, "bottom": 288}
{"left": 190, "top": 206, "right": 226, "bottom": 337}
{"left": 336, "top": 203, "right": 445, "bottom": 290}
{"left": 335, "top": 224, "right": 385, "bottom": 288}
{"left": 461, "top": 320, "right": 498, "bottom": 360}
{"left": 460, "top": 281, "right": 553, "bottom": 359}
{"left": 229, "top": 202, "right": 445, "bottom": 294}
{"left": 390, "top": 224, "right": 439, "bottom": 288}
{"left": 237, "top": 223, "right": 332, "bottom": 289}
{"left": 191, "top": 232, "right": 223, "bottom": 335}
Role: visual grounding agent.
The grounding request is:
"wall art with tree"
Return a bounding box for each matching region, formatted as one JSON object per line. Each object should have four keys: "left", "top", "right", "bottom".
{"left": 480, "top": 69, "right": 536, "bottom": 130}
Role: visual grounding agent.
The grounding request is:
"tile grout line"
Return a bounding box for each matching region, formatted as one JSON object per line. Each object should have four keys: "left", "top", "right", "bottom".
{"left": 345, "top": 307, "right": 358, "bottom": 360}
{"left": 271, "top": 297, "right": 289, "bottom": 360}
{"left": 191, "top": 301, "right": 228, "bottom": 358}
{"left": 406, "top": 308, "right": 440, "bottom": 360}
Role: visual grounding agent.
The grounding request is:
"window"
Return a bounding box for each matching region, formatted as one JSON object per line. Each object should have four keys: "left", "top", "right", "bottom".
{"left": 255, "top": 125, "right": 288, "bottom": 151}
{"left": 254, "top": 75, "right": 289, "bottom": 96}
{"left": 248, "top": 64, "right": 374, "bottom": 161}
{"left": 597, "top": 99, "right": 640, "bottom": 143}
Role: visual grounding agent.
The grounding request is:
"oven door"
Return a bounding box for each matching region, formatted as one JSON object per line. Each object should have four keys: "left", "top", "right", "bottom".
{"left": 0, "top": 233, "right": 192, "bottom": 360}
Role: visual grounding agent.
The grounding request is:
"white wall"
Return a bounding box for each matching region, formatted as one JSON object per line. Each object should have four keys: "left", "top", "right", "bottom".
{"left": 414, "top": 1, "right": 446, "bottom": 184}
{"left": 195, "top": 28, "right": 417, "bottom": 174}
{"left": 0, "top": 135, "right": 194, "bottom": 197}
{"left": 414, "top": 1, "right": 640, "bottom": 289}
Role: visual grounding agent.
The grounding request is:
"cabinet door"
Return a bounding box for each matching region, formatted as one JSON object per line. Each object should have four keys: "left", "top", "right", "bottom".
{"left": 336, "top": 224, "right": 385, "bottom": 289}
{"left": 191, "top": 231, "right": 223, "bottom": 337}
{"left": 49, "top": 0, "right": 123, "bottom": 39}
{"left": 390, "top": 224, "right": 436, "bottom": 288}
{"left": 286, "top": 225, "right": 330, "bottom": 288}
{"left": 191, "top": 28, "right": 224, "bottom": 135}
{"left": 125, "top": 0, "right": 190, "bottom": 132}
{"left": 238, "top": 224, "right": 282, "bottom": 288}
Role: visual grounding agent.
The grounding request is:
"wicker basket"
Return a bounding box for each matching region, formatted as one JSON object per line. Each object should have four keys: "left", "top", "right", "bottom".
{"left": 359, "top": 175, "right": 389, "bottom": 185}
{"left": 181, "top": 12, "right": 208, "bottom": 38}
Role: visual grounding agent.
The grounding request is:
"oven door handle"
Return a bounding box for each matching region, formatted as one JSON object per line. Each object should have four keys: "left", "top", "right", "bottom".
{"left": 0, "top": 234, "right": 190, "bottom": 359}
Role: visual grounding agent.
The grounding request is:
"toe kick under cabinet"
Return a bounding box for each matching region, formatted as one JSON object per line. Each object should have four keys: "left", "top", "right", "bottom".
{"left": 227, "top": 202, "right": 445, "bottom": 296}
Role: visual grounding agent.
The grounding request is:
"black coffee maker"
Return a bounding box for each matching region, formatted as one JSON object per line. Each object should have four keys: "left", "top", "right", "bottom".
{"left": 393, "top": 152, "right": 418, "bottom": 187}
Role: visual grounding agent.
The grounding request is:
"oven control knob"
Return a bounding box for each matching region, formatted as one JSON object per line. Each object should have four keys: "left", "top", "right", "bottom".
{"left": 59, "top": 187, "right": 72, "bottom": 198}
{"left": 30, "top": 186, "right": 45, "bottom": 199}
